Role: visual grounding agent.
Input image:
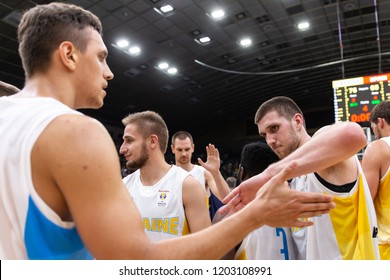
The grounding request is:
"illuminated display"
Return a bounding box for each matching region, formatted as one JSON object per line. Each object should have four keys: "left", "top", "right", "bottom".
{"left": 333, "top": 73, "right": 390, "bottom": 125}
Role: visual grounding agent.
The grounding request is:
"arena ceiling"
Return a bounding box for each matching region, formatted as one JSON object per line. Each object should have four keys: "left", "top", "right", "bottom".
{"left": 1, "top": 0, "right": 390, "bottom": 142}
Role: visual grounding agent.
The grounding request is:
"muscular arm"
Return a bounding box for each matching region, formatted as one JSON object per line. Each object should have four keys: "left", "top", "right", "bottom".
{"left": 33, "top": 115, "right": 334, "bottom": 259}
{"left": 224, "top": 122, "right": 367, "bottom": 206}
{"left": 182, "top": 176, "right": 212, "bottom": 232}
{"left": 362, "top": 140, "right": 386, "bottom": 198}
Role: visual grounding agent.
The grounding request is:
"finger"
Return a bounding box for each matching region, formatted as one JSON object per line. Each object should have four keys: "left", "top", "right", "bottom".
{"left": 298, "top": 191, "right": 334, "bottom": 203}
{"left": 298, "top": 207, "right": 334, "bottom": 218}
{"left": 222, "top": 186, "right": 240, "bottom": 204}
{"left": 289, "top": 219, "right": 314, "bottom": 228}
{"left": 197, "top": 158, "right": 205, "bottom": 166}
{"left": 219, "top": 194, "right": 241, "bottom": 215}
{"left": 214, "top": 147, "right": 219, "bottom": 157}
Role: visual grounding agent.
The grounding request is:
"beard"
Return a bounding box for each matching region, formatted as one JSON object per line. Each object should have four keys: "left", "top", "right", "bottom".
{"left": 126, "top": 142, "right": 149, "bottom": 169}
{"left": 178, "top": 156, "right": 190, "bottom": 165}
{"left": 274, "top": 125, "right": 301, "bottom": 159}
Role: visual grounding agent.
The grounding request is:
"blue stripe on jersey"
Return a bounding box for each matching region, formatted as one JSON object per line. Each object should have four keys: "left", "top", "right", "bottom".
{"left": 24, "top": 196, "right": 93, "bottom": 260}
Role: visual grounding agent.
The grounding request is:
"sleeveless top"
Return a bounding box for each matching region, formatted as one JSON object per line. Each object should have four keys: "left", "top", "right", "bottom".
{"left": 375, "top": 136, "right": 390, "bottom": 259}
{"left": 290, "top": 156, "right": 379, "bottom": 259}
{"left": 123, "top": 165, "right": 190, "bottom": 241}
{"left": 0, "top": 96, "right": 92, "bottom": 259}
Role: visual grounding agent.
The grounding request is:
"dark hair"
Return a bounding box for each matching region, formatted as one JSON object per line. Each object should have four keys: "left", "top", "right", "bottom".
{"left": 0, "top": 81, "right": 20, "bottom": 96}
{"left": 17, "top": 2, "right": 102, "bottom": 78}
{"left": 240, "top": 142, "right": 279, "bottom": 179}
{"left": 122, "top": 111, "right": 169, "bottom": 153}
{"left": 254, "top": 96, "right": 305, "bottom": 127}
{"left": 369, "top": 100, "right": 390, "bottom": 124}
{"left": 171, "top": 131, "right": 194, "bottom": 145}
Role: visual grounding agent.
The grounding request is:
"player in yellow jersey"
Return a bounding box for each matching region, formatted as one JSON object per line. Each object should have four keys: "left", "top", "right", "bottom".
{"left": 362, "top": 100, "right": 390, "bottom": 259}
{"left": 223, "top": 96, "right": 379, "bottom": 259}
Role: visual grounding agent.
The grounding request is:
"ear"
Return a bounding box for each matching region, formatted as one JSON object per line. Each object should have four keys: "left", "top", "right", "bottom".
{"left": 58, "top": 41, "right": 78, "bottom": 71}
{"left": 150, "top": 134, "right": 158, "bottom": 148}
{"left": 378, "top": 118, "right": 385, "bottom": 129}
{"left": 293, "top": 113, "right": 304, "bottom": 129}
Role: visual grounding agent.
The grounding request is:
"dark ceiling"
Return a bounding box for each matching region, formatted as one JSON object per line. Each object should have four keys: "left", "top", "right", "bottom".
{"left": 1, "top": 0, "right": 390, "bottom": 147}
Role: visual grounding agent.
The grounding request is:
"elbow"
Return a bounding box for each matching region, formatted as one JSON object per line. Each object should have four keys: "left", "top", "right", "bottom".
{"left": 344, "top": 122, "right": 367, "bottom": 150}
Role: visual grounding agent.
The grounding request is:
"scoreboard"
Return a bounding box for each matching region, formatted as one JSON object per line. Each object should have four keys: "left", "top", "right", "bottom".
{"left": 333, "top": 73, "right": 390, "bottom": 125}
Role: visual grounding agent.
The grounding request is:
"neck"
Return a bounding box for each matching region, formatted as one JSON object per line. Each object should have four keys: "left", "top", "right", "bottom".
{"left": 140, "top": 156, "right": 171, "bottom": 186}
{"left": 21, "top": 74, "right": 76, "bottom": 108}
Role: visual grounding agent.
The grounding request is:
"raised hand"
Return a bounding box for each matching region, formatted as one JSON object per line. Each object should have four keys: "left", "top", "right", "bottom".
{"left": 197, "top": 144, "right": 221, "bottom": 173}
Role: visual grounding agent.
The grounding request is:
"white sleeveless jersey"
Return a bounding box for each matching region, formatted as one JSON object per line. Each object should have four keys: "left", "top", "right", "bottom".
{"left": 123, "top": 165, "right": 190, "bottom": 241}
{"left": 291, "top": 156, "right": 379, "bottom": 259}
{"left": 375, "top": 137, "right": 390, "bottom": 259}
{"left": 189, "top": 165, "right": 206, "bottom": 190}
{"left": 235, "top": 226, "right": 296, "bottom": 260}
{"left": 0, "top": 96, "right": 92, "bottom": 259}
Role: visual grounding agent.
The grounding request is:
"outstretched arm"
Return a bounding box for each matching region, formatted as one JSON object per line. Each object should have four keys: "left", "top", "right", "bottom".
{"left": 198, "top": 144, "right": 231, "bottom": 200}
{"left": 39, "top": 115, "right": 334, "bottom": 259}
{"left": 223, "top": 122, "right": 367, "bottom": 208}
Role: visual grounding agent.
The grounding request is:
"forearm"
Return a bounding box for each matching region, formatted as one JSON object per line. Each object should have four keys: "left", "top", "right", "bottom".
{"left": 146, "top": 207, "right": 257, "bottom": 260}
{"left": 210, "top": 170, "right": 231, "bottom": 199}
{"left": 267, "top": 122, "right": 367, "bottom": 179}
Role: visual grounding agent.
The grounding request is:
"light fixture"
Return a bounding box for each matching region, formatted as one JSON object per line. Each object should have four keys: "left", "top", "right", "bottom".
{"left": 128, "top": 46, "right": 141, "bottom": 56}
{"left": 239, "top": 37, "right": 252, "bottom": 48}
{"left": 112, "top": 39, "right": 142, "bottom": 58}
{"left": 194, "top": 36, "right": 211, "bottom": 45}
{"left": 156, "top": 61, "right": 178, "bottom": 76}
{"left": 158, "top": 62, "right": 169, "bottom": 69}
{"left": 116, "top": 39, "right": 129, "bottom": 48}
{"left": 167, "top": 67, "right": 177, "bottom": 75}
{"left": 209, "top": 9, "right": 225, "bottom": 20}
{"left": 154, "top": 5, "right": 175, "bottom": 16}
{"left": 297, "top": 21, "right": 310, "bottom": 31}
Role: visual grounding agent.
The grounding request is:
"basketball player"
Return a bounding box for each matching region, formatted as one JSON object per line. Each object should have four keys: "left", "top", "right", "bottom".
{"left": 223, "top": 96, "right": 379, "bottom": 260}
{"left": 362, "top": 100, "right": 390, "bottom": 259}
{"left": 171, "top": 131, "right": 230, "bottom": 218}
{"left": 120, "top": 111, "right": 211, "bottom": 241}
{"left": 234, "top": 142, "right": 296, "bottom": 260}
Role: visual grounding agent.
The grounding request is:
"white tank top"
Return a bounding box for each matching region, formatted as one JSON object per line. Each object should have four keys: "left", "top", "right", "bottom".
{"left": 189, "top": 165, "right": 206, "bottom": 190}
{"left": 290, "top": 156, "right": 379, "bottom": 259}
{"left": 0, "top": 96, "right": 91, "bottom": 259}
{"left": 123, "top": 165, "right": 190, "bottom": 241}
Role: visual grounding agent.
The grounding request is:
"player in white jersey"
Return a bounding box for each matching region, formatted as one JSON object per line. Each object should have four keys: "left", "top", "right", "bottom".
{"left": 171, "top": 131, "right": 230, "bottom": 219}
{"left": 170, "top": 131, "right": 230, "bottom": 201}
{"left": 123, "top": 166, "right": 192, "bottom": 241}
{"left": 290, "top": 157, "right": 378, "bottom": 259}
{"left": 120, "top": 111, "right": 211, "bottom": 241}
{"left": 0, "top": 97, "right": 92, "bottom": 259}
{"left": 223, "top": 96, "right": 379, "bottom": 259}
{"left": 0, "top": 2, "right": 336, "bottom": 260}
{"left": 234, "top": 142, "right": 296, "bottom": 260}
{"left": 362, "top": 100, "right": 390, "bottom": 259}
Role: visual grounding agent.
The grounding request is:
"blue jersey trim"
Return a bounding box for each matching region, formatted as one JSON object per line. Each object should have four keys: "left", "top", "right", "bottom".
{"left": 25, "top": 196, "right": 93, "bottom": 260}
